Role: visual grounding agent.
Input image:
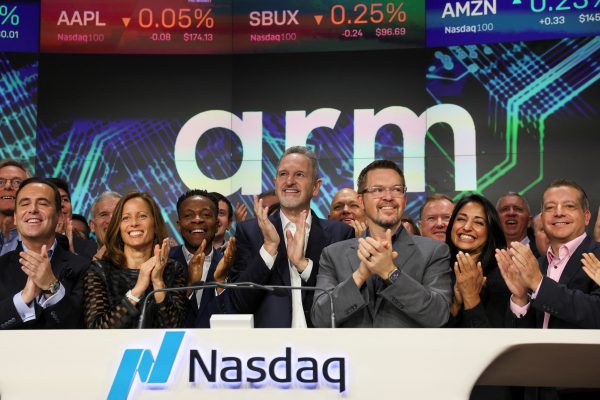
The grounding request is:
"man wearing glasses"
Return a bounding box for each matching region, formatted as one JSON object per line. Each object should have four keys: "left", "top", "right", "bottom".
{"left": 312, "top": 160, "right": 452, "bottom": 328}
{"left": 0, "top": 159, "right": 30, "bottom": 256}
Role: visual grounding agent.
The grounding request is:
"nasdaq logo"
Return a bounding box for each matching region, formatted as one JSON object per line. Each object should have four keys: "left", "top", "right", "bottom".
{"left": 108, "top": 331, "right": 185, "bottom": 400}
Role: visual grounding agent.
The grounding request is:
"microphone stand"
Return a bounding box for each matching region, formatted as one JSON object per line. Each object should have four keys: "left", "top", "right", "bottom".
{"left": 138, "top": 281, "right": 335, "bottom": 329}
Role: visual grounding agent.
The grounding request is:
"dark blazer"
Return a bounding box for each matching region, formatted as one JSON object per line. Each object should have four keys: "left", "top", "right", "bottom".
{"left": 169, "top": 245, "right": 233, "bottom": 328}
{"left": 0, "top": 242, "right": 88, "bottom": 329}
{"left": 507, "top": 235, "right": 600, "bottom": 329}
{"left": 56, "top": 233, "right": 98, "bottom": 260}
{"left": 229, "top": 211, "right": 354, "bottom": 328}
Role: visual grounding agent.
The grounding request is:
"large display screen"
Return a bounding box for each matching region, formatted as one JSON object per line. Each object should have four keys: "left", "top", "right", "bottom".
{"left": 427, "top": 0, "right": 600, "bottom": 47}
{"left": 33, "top": 36, "right": 600, "bottom": 240}
{"left": 0, "top": 0, "right": 39, "bottom": 52}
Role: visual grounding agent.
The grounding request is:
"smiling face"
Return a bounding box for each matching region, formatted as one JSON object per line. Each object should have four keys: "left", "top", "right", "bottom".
{"left": 419, "top": 199, "right": 454, "bottom": 242}
{"left": 450, "top": 201, "right": 488, "bottom": 257}
{"left": 541, "top": 186, "right": 590, "bottom": 250}
{"left": 360, "top": 168, "right": 406, "bottom": 231}
{"left": 119, "top": 197, "right": 155, "bottom": 252}
{"left": 215, "top": 199, "right": 232, "bottom": 240}
{"left": 15, "top": 182, "right": 59, "bottom": 246}
{"left": 0, "top": 165, "right": 27, "bottom": 216}
{"left": 177, "top": 195, "right": 217, "bottom": 253}
{"left": 497, "top": 195, "right": 530, "bottom": 242}
{"left": 275, "top": 153, "right": 321, "bottom": 213}
{"left": 90, "top": 195, "right": 121, "bottom": 245}
{"left": 328, "top": 188, "right": 365, "bottom": 225}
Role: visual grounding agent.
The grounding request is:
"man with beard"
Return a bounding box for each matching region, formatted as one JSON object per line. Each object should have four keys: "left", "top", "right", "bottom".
{"left": 171, "top": 190, "right": 235, "bottom": 327}
{"left": 312, "top": 160, "right": 452, "bottom": 328}
{"left": 496, "top": 192, "right": 539, "bottom": 257}
{"left": 0, "top": 159, "right": 29, "bottom": 256}
{"left": 229, "top": 146, "right": 354, "bottom": 328}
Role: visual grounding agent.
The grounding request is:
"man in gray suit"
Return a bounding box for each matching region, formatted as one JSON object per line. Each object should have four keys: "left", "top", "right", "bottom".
{"left": 312, "top": 160, "right": 452, "bottom": 328}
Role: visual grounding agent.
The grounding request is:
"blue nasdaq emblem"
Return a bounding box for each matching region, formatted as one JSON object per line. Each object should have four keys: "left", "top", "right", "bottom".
{"left": 109, "top": 331, "right": 185, "bottom": 400}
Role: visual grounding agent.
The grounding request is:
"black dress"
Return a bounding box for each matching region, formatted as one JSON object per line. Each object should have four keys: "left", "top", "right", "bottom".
{"left": 83, "top": 259, "right": 187, "bottom": 328}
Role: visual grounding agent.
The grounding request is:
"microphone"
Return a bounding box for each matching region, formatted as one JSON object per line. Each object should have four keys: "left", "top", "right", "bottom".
{"left": 138, "top": 281, "right": 336, "bottom": 329}
{"left": 138, "top": 282, "right": 218, "bottom": 329}
{"left": 217, "top": 282, "right": 337, "bottom": 329}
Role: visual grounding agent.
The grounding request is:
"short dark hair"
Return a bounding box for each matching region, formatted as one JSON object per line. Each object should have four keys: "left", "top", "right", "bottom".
{"left": 71, "top": 213, "right": 91, "bottom": 238}
{"left": 542, "top": 179, "right": 589, "bottom": 211}
{"left": 176, "top": 189, "right": 218, "bottom": 218}
{"left": 15, "top": 177, "right": 62, "bottom": 212}
{"left": 419, "top": 193, "right": 454, "bottom": 219}
{"left": 0, "top": 158, "right": 31, "bottom": 177}
{"left": 258, "top": 189, "right": 276, "bottom": 199}
{"left": 279, "top": 146, "right": 320, "bottom": 182}
{"left": 356, "top": 160, "right": 405, "bottom": 193}
{"left": 445, "top": 194, "right": 506, "bottom": 275}
{"left": 209, "top": 192, "right": 233, "bottom": 221}
{"left": 401, "top": 216, "right": 420, "bottom": 235}
{"left": 47, "top": 177, "right": 71, "bottom": 200}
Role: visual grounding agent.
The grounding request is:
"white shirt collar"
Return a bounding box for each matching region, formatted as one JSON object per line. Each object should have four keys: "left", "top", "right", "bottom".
{"left": 182, "top": 245, "right": 213, "bottom": 265}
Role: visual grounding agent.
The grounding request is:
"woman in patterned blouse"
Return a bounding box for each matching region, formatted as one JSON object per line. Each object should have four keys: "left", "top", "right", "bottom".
{"left": 83, "top": 191, "right": 187, "bottom": 328}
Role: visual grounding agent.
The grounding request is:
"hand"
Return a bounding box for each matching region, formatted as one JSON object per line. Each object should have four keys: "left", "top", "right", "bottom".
{"left": 235, "top": 202, "right": 249, "bottom": 223}
{"left": 351, "top": 219, "right": 367, "bottom": 238}
{"left": 92, "top": 245, "right": 106, "bottom": 261}
{"left": 150, "top": 238, "right": 170, "bottom": 287}
{"left": 352, "top": 261, "right": 371, "bottom": 289}
{"left": 21, "top": 276, "right": 41, "bottom": 305}
{"left": 19, "top": 245, "right": 57, "bottom": 293}
{"left": 357, "top": 229, "right": 399, "bottom": 279}
{"left": 214, "top": 237, "right": 236, "bottom": 283}
{"left": 582, "top": 253, "right": 600, "bottom": 286}
{"left": 450, "top": 277, "right": 464, "bottom": 317}
{"left": 188, "top": 239, "right": 207, "bottom": 286}
{"left": 131, "top": 255, "right": 156, "bottom": 301}
{"left": 509, "top": 241, "right": 543, "bottom": 291}
{"left": 65, "top": 218, "right": 75, "bottom": 254}
{"left": 253, "top": 195, "right": 280, "bottom": 256}
{"left": 495, "top": 248, "right": 528, "bottom": 306}
{"left": 55, "top": 215, "right": 65, "bottom": 235}
{"left": 454, "top": 252, "right": 486, "bottom": 310}
{"left": 286, "top": 210, "right": 309, "bottom": 273}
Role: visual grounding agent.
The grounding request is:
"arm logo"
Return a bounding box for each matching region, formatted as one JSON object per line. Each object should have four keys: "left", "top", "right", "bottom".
{"left": 108, "top": 331, "right": 185, "bottom": 400}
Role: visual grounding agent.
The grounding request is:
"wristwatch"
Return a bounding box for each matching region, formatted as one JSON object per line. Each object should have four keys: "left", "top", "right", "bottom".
{"left": 42, "top": 279, "right": 60, "bottom": 295}
{"left": 385, "top": 268, "right": 400, "bottom": 285}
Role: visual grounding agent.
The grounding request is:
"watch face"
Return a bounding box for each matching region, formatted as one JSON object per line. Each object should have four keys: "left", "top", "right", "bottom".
{"left": 388, "top": 269, "right": 400, "bottom": 283}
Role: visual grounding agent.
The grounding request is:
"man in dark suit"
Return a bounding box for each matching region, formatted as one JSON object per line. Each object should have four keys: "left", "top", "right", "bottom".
{"left": 229, "top": 146, "right": 354, "bottom": 328}
{"left": 312, "top": 160, "right": 452, "bottom": 328}
{"left": 170, "top": 190, "right": 233, "bottom": 328}
{"left": 497, "top": 179, "right": 600, "bottom": 398}
{"left": 0, "top": 177, "right": 88, "bottom": 329}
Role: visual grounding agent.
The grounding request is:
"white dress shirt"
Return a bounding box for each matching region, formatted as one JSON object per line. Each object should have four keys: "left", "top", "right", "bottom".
{"left": 259, "top": 210, "right": 313, "bottom": 328}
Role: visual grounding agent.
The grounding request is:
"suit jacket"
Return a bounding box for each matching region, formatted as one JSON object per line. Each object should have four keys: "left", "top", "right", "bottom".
{"left": 229, "top": 211, "right": 354, "bottom": 328}
{"left": 311, "top": 228, "right": 452, "bottom": 328}
{"left": 56, "top": 233, "right": 98, "bottom": 260}
{"left": 169, "top": 245, "right": 233, "bottom": 328}
{"left": 507, "top": 235, "right": 600, "bottom": 329}
{"left": 0, "top": 242, "right": 88, "bottom": 329}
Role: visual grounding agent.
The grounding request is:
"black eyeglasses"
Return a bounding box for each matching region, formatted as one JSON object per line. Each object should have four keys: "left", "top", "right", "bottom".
{"left": 0, "top": 178, "right": 22, "bottom": 189}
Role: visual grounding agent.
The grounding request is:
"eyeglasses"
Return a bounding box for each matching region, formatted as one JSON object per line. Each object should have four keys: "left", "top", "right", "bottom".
{"left": 0, "top": 178, "right": 23, "bottom": 189}
{"left": 360, "top": 185, "right": 407, "bottom": 198}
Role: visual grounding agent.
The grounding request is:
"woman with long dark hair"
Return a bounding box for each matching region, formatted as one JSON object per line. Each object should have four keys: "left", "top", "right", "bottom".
{"left": 84, "top": 191, "right": 187, "bottom": 328}
{"left": 445, "top": 194, "right": 509, "bottom": 328}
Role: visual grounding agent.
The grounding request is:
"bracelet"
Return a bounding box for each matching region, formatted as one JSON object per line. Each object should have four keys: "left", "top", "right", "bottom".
{"left": 126, "top": 289, "right": 141, "bottom": 303}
